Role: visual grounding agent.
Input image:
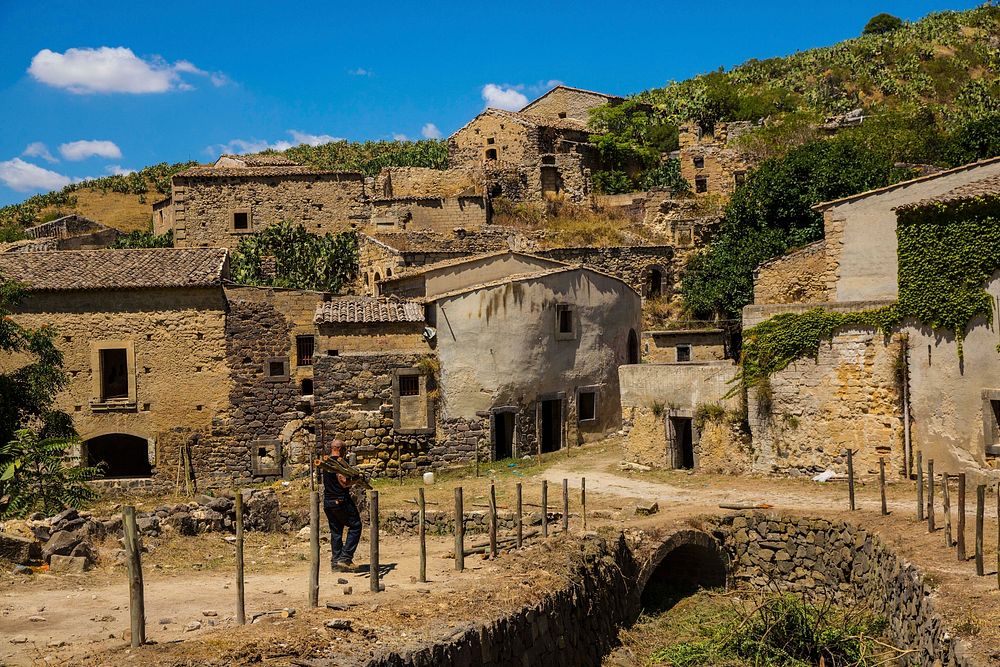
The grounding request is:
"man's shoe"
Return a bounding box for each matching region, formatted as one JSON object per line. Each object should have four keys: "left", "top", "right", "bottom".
{"left": 335, "top": 560, "right": 355, "bottom": 572}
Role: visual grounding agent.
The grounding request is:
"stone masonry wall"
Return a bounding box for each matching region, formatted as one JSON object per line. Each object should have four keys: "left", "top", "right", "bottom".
{"left": 171, "top": 173, "right": 368, "bottom": 249}
{"left": 374, "top": 167, "right": 481, "bottom": 198}
{"left": 370, "top": 196, "right": 487, "bottom": 233}
{"left": 711, "top": 513, "right": 975, "bottom": 667}
{"left": 678, "top": 121, "right": 755, "bottom": 197}
{"left": 753, "top": 239, "right": 836, "bottom": 305}
{"left": 536, "top": 245, "right": 673, "bottom": 296}
{"left": 748, "top": 329, "right": 905, "bottom": 478}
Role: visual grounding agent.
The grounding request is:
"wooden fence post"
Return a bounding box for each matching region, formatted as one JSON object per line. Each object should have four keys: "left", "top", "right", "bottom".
{"left": 878, "top": 457, "right": 888, "bottom": 516}
{"left": 541, "top": 481, "right": 548, "bottom": 538}
{"left": 995, "top": 484, "right": 999, "bottom": 591}
{"left": 488, "top": 483, "right": 498, "bottom": 559}
{"left": 581, "top": 477, "right": 587, "bottom": 531}
{"left": 927, "top": 459, "right": 935, "bottom": 533}
{"left": 942, "top": 473, "right": 952, "bottom": 548}
{"left": 370, "top": 490, "right": 380, "bottom": 591}
{"left": 309, "top": 490, "right": 320, "bottom": 607}
{"left": 122, "top": 506, "right": 146, "bottom": 648}
{"left": 235, "top": 491, "right": 245, "bottom": 625}
{"left": 916, "top": 451, "right": 924, "bottom": 521}
{"left": 975, "top": 484, "right": 985, "bottom": 576}
{"left": 847, "top": 449, "right": 856, "bottom": 511}
{"left": 515, "top": 482, "right": 523, "bottom": 549}
{"left": 418, "top": 487, "right": 427, "bottom": 583}
{"left": 562, "top": 478, "right": 569, "bottom": 532}
{"left": 454, "top": 487, "right": 464, "bottom": 571}
{"left": 958, "top": 473, "right": 967, "bottom": 561}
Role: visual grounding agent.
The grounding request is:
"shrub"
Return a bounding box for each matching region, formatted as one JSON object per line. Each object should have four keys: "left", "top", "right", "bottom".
{"left": 110, "top": 229, "right": 173, "bottom": 249}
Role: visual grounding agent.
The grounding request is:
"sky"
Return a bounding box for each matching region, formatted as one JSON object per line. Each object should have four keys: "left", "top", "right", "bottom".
{"left": 0, "top": 0, "right": 983, "bottom": 206}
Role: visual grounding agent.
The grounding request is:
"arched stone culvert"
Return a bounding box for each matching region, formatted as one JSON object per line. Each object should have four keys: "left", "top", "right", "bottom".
{"left": 639, "top": 529, "right": 730, "bottom": 612}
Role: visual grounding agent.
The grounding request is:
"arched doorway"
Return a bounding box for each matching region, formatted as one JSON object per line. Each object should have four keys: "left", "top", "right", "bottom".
{"left": 85, "top": 433, "right": 152, "bottom": 478}
{"left": 641, "top": 530, "right": 728, "bottom": 613}
{"left": 646, "top": 266, "right": 663, "bottom": 299}
{"left": 628, "top": 329, "right": 640, "bottom": 364}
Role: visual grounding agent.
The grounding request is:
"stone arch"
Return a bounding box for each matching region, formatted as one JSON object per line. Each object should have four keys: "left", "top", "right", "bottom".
{"left": 639, "top": 529, "right": 729, "bottom": 612}
{"left": 83, "top": 432, "right": 154, "bottom": 478}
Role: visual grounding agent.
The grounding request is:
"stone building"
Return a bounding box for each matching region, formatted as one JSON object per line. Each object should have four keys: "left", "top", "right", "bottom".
{"left": 448, "top": 108, "right": 598, "bottom": 203}
{"left": 2, "top": 215, "right": 122, "bottom": 253}
{"left": 168, "top": 154, "right": 368, "bottom": 248}
{"left": 152, "top": 197, "right": 173, "bottom": 236}
{"left": 746, "top": 157, "right": 1000, "bottom": 480}
{"left": 518, "top": 85, "right": 623, "bottom": 122}
{"left": 0, "top": 248, "right": 231, "bottom": 484}
{"left": 678, "top": 121, "right": 755, "bottom": 196}
{"left": 642, "top": 328, "right": 729, "bottom": 363}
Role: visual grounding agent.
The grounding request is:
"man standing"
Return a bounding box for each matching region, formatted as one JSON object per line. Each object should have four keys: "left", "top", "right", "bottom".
{"left": 322, "top": 439, "right": 362, "bottom": 572}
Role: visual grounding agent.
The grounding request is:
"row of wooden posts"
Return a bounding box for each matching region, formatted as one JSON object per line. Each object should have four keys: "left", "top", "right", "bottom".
{"left": 845, "top": 449, "right": 1000, "bottom": 590}
{"left": 120, "top": 478, "right": 586, "bottom": 647}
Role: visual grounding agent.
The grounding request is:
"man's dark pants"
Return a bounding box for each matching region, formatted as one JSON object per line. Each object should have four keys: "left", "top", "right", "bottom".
{"left": 324, "top": 499, "right": 362, "bottom": 564}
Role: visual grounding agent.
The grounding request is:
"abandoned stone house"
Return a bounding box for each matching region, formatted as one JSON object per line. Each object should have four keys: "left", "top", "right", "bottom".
{"left": 678, "top": 121, "right": 755, "bottom": 196}
{"left": 518, "top": 85, "right": 624, "bottom": 123}
{"left": 642, "top": 328, "right": 730, "bottom": 363}
{"left": 2, "top": 214, "right": 121, "bottom": 253}
{"left": 746, "top": 157, "right": 1000, "bottom": 481}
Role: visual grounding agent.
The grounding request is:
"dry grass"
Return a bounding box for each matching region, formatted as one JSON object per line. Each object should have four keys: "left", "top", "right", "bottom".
{"left": 493, "top": 197, "right": 667, "bottom": 248}
{"left": 40, "top": 188, "right": 154, "bottom": 233}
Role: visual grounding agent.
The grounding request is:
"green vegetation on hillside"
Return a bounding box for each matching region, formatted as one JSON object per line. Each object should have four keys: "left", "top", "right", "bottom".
{"left": 110, "top": 229, "right": 174, "bottom": 249}
{"left": 283, "top": 139, "right": 448, "bottom": 175}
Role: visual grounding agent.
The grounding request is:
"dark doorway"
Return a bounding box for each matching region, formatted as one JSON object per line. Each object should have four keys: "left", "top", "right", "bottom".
{"left": 540, "top": 166, "right": 561, "bottom": 196}
{"left": 647, "top": 267, "right": 663, "bottom": 298}
{"left": 86, "top": 434, "right": 151, "bottom": 478}
{"left": 540, "top": 399, "right": 562, "bottom": 453}
{"left": 627, "top": 329, "right": 639, "bottom": 364}
{"left": 641, "top": 541, "right": 727, "bottom": 612}
{"left": 670, "top": 417, "right": 695, "bottom": 469}
{"left": 493, "top": 411, "right": 515, "bottom": 460}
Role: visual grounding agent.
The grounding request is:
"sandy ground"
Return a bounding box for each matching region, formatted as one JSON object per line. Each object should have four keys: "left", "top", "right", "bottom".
{"left": 1, "top": 440, "right": 998, "bottom": 666}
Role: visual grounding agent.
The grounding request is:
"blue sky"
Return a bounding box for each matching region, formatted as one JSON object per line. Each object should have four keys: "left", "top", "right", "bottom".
{"left": 0, "top": 0, "right": 981, "bottom": 206}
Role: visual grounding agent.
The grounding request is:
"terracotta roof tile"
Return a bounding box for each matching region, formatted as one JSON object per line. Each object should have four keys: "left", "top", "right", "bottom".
{"left": 898, "top": 174, "right": 1000, "bottom": 210}
{"left": 0, "top": 248, "right": 229, "bottom": 291}
{"left": 314, "top": 297, "right": 424, "bottom": 324}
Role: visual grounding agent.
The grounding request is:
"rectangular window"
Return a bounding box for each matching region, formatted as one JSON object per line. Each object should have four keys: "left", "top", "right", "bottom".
{"left": 399, "top": 375, "right": 420, "bottom": 396}
{"left": 233, "top": 211, "right": 249, "bottom": 230}
{"left": 578, "top": 391, "right": 597, "bottom": 422}
{"left": 695, "top": 176, "right": 708, "bottom": 193}
{"left": 987, "top": 398, "right": 1000, "bottom": 451}
{"left": 557, "top": 304, "right": 574, "bottom": 336}
{"left": 296, "top": 335, "right": 315, "bottom": 366}
{"left": 266, "top": 357, "right": 289, "bottom": 381}
{"left": 269, "top": 361, "right": 285, "bottom": 377}
{"left": 693, "top": 156, "right": 705, "bottom": 169}
{"left": 676, "top": 345, "right": 692, "bottom": 363}
{"left": 100, "top": 348, "right": 129, "bottom": 400}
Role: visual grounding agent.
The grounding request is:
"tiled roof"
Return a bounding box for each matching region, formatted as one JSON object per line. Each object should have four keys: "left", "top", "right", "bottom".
{"left": 0, "top": 248, "right": 229, "bottom": 291}
{"left": 314, "top": 297, "right": 424, "bottom": 324}
{"left": 897, "top": 174, "right": 1000, "bottom": 210}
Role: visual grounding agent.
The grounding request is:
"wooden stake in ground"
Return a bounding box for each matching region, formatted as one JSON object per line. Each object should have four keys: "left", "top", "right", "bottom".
{"left": 846, "top": 449, "right": 856, "bottom": 511}
{"left": 916, "top": 451, "right": 924, "bottom": 522}
{"left": 927, "top": 459, "right": 935, "bottom": 533}
{"left": 515, "top": 482, "right": 523, "bottom": 549}
{"left": 975, "top": 484, "right": 985, "bottom": 576}
{"left": 418, "top": 487, "right": 427, "bottom": 583}
{"left": 562, "top": 478, "right": 569, "bottom": 532}
{"left": 581, "top": 477, "right": 587, "bottom": 530}
{"left": 541, "top": 480, "right": 549, "bottom": 538}
{"left": 996, "top": 484, "right": 999, "bottom": 591}
{"left": 309, "top": 490, "right": 320, "bottom": 607}
{"left": 235, "top": 491, "right": 246, "bottom": 625}
{"left": 942, "top": 473, "right": 952, "bottom": 548}
{"left": 122, "top": 506, "right": 146, "bottom": 648}
{"left": 958, "top": 473, "right": 967, "bottom": 561}
{"left": 488, "top": 483, "right": 498, "bottom": 559}
{"left": 878, "top": 457, "right": 888, "bottom": 516}
{"left": 370, "top": 490, "right": 380, "bottom": 591}
{"left": 454, "top": 487, "right": 464, "bottom": 572}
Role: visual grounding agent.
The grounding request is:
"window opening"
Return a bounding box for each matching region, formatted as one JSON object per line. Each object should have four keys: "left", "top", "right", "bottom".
{"left": 693, "top": 156, "right": 705, "bottom": 169}
{"left": 233, "top": 211, "right": 249, "bottom": 230}
{"left": 296, "top": 335, "right": 315, "bottom": 366}
{"left": 676, "top": 345, "right": 692, "bottom": 363}
{"left": 100, "top": 348, "right": 129, "bottom": 400}
{"left": 485, "top": 148, "right": 498, "bottom": 161}
{"left": 695, "top": 176, "right": 708, "bottom": 193}
{"left": 578, "top": 391, "right": 597, "bottom": 422}
{"left": 399, "top": 375, "right": 420, "bottom": 396}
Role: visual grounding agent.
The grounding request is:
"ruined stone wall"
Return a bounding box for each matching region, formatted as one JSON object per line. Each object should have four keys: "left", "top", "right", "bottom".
{"left": 5, "top": 288, "right": 230, "bottom": 483}
{"left": 317, "top": 322, "right": 427, "bottom": 356}
{"left": 152, "top": 198, "right": 173, "bottom": 237}
{"left": 369, "top": 196, "right": 487, "bottom": 234}
{"left": 171, "top": 173, "right": 368, "bottom": 249}
{"left": 747, "top": 327, "right": 905, "bottom": 478}
{"left": 643, "top": 331, "right": 727, "bottom": 363}
{"left": 520, "top": 88, "right": 613, "bottom": 121}
{"left": 712, "top": 514, "right": 975, "bottom": 667}
{"left": 449, "top": 115, "right": 537, "bottom": 168}
{"left": 753, "top": 240, "right": 836, "bottom": 305}
{"left": 535, "top": 246, "right": 673, "bottom": 295}
{"left": 678, "top": 121, "right": 754, "bottom": 197}
{"left": 374, "top": 167, "right": 481, "bottom": 198}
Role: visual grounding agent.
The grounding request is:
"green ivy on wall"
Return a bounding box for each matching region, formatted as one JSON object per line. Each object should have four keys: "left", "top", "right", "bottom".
{"left": 735, "top": 193, "right": 1000, "bottom": 393}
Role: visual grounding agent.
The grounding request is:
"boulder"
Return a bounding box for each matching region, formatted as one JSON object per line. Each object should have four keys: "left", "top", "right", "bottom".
{"left": 0, "top": 532, "right": 38, "bottom": 564}
{"left": 243, "top": 489, "right": 281, "bottom": 532}
{"left": 136, "top": 516, "right": 160, "bottom": 536}
{"left": 165, "top": 512, "right": 196, "bottom": 536}
{"left": 635, "top": 501, "right": 659, "bottom": 516}
{"left": 49, "top": 555, "right": 87, "bottom": 574}
{"left": 42, "top": 530, "right": 80, "bottom": 562}
{"left": 50, "top": 508, "right": 79, "bottom": 525}
{"left": 70, "top": 540, "right": 97, "bottom": 567}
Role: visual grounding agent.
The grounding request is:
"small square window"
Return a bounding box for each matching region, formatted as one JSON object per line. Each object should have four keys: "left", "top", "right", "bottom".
{"left": 265, "top": 357, "right": 289, "bottom": 381}
{"left": 695, "top": 176, "right": 708, "bottom": 193}
{"left": 233, "top": 211, "right": 249, "bottom": 231}
{"left": 399, "top": 375, "right": 420, "bottom": 396}
{"left": 485, "top": 148, "right": 498, "bottom": 161}
{"left": 693, "top": 156, "right": 705, "bottom": 169}
{"left": 557, "top": 111, "right": 567, "bottom": 119}
{"left": 578, "top": 391, "right": 596, "bottom": 422}
{"left": 269, "top": 361, "right": 284, "bottom": 376}
{"left": 486, "top": 137, "right": 496, "bottom": 145}
{"left": 676, "top": 345, "right": 692, "bottom": 363}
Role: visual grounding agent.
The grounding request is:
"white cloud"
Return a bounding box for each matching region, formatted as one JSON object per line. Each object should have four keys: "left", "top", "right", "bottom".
{"left": 421, "top": 123, "right": 442, "bottom": 139}
{"left": 0, "top": 158, "right": 72, "bottom": 192}
{"left": 392, "top": 133, "right": 409, "bottom": 142}
{"left": 481, "top": 83, "right": 529, "bottom": 111}
{"left": 289, "top": 130, "right": 343, "bottom": 147}
{"left": 105, "top": 165, "right": 134, "bottom": 176}
{"left": 23, "top": 142, "right": 58, "bottom": 163}
{"left": 27, "top": 47, "right": 229, "bottom": 94}
{"left": 58, "top": 139, "right": 122, "bottom": 161}
{"left": 348, "top": 68, "right": 372, "bottom": 77}
{"left": 207, "top": 130, "right": 344, "bottom": 156}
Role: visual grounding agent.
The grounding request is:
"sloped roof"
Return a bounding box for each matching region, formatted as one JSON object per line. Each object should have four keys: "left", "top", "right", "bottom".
{"left": 520, "top": 85, "right": 623, "bottom": 110}
{"left": 175, "top": 154, "right": 362, "bottom": 179}
{"left": 0, "top": 248, "right": 229, "bottom": 292}
{"left": 896, "top": 174, "right": 1000, "bottom": 211}
{"left": 314, "top": 297, "right": 424, "bottom": 324}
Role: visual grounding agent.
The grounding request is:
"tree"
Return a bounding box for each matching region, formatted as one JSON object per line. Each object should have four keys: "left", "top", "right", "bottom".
{"left": 863, "top": 13, "right": 903, "bottom": 35}
{"left": 1, "top": 429, "right": 100, "bottom": 518}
